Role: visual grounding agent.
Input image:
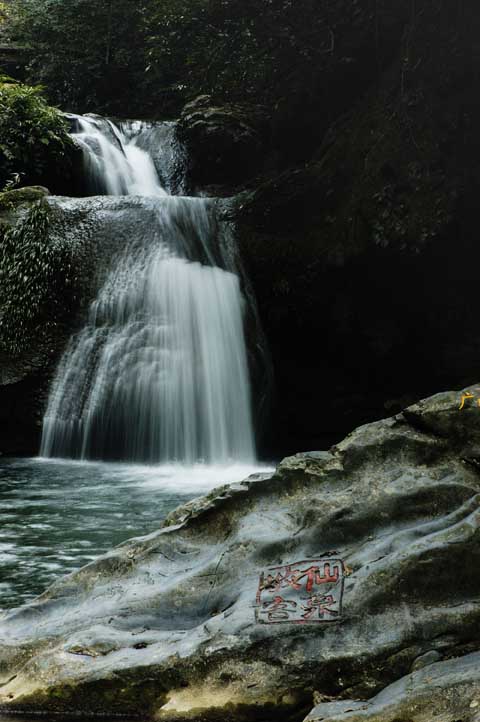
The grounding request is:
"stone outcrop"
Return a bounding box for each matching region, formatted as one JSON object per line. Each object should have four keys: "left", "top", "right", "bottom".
{"left": 0, "top": 43, "right": 27, "bottom": 81}
{"left": 305, "top": 652, "right": 480, "bottom": 722}
{"left": 178, "top": 95, "right": 270, "bottom": 192}
{"left": 0, "top": 185, "right": 50, "bottom": 212}
{"left": 0, "top": 386, "right": 479, "bottom": 720}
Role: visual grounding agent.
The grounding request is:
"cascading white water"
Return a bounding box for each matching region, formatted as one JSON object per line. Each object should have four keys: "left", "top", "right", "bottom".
{"left": 40, "top": 116, "right": 256, "bottom": 464}
{"left": 73, "top": 115, "right": 169, "bottom": 196}
{"left": 119, "top": 120, "right": 187, "bottom": 195}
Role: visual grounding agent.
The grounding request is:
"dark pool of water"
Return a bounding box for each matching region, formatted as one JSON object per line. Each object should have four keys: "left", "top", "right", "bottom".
{"left": 0, "top": 457, "right": 268, "bottom": 611}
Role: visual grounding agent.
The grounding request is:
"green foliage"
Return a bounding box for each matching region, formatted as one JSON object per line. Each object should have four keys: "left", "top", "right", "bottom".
{"left": 0, "top": 77, "right": 72, "bottom": 188}
{"left": 1, "top": 171, "right": 22, "bottom": 193}
{"left": 143, "top": 0, "right": 338, "bottom": 104}
{"left": 4, "top": 0, "right": 342, "bottom": 117}
{"left": 0, "top": 1, "right": 7, "bottom": 29}
{"left": 6, "top": 0, "right": 152, "bottom": 115}
{"left": 0, "top": 199, "right": 74, "bottom": 356}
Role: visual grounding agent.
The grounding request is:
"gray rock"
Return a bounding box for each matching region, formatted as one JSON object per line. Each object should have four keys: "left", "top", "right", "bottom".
{"left": 410, "top": 649, "right": 443, "bottom": 672}
{"left": 304, "top": 651, "right": 480, "bottom": 722}
{"left": 0, "top": 387, "right": 479, "bottom": 719}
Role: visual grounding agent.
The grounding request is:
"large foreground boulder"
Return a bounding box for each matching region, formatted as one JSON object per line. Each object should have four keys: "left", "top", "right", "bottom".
{"left": 0, "top": 386, "right": 479, "bottom": 720}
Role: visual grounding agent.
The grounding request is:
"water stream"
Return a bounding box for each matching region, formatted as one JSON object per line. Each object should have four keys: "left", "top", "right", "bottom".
{"left": 0, "top": 458, "right": 266, "bottom": 610}
{"left": 1, "top": 114, "right": 271, "bottom": 610}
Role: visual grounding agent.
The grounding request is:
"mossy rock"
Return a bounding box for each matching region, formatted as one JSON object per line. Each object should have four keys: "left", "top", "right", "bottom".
{"left": 0, "top": 186, "right": 50, "bottom": 213}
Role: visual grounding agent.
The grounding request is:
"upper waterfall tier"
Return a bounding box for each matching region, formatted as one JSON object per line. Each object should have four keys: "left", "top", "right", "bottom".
{"left": 67, "top": 114, "right": 186, "bottom": 196}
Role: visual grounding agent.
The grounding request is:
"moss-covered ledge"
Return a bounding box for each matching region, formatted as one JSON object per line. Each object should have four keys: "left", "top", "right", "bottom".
{"left": 0, "top": 185, "right": 50, "bottom": 212}
{"left": 0, "top": 185, "right": 51, "bottom": 230}
{"left": 0, "top": 191, "right": 94, "bottom": 454}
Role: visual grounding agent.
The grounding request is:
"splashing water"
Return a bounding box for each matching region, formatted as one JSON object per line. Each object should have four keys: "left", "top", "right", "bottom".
{"left": 73, "top": 115, "right": 168, "bottom": 196}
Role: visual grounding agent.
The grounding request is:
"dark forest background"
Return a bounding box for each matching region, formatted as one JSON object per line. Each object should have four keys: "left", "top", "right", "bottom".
{"left": 0, "top": 0, "right": 382, "bottom": 179}
{"left": 2, "top": 0, "right": 345, "bottom": 117}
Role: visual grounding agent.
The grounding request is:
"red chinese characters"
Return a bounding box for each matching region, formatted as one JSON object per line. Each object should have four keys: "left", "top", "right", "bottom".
{"left": 256, "top": 558, "right": 345, "bottom": 624}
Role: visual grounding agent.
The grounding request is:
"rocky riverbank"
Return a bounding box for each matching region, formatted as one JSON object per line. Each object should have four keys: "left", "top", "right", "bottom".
{"left": 0, "top": 385, "right": 478, "bottom": 721}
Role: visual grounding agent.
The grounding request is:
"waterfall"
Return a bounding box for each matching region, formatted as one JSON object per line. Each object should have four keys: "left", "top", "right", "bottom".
{"left": 119, "top": 120, "right": 187, "bottom": 195}
{"left": 40, "top": 116, "right": 257, "bottom": 464}
{"left": 70, "top": 115, "right": 169, "bottom": 196}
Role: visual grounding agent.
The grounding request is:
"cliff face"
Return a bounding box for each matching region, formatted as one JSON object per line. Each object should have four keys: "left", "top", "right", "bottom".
{"left": 230, "top": 0, "right": 480, "bottom": 455}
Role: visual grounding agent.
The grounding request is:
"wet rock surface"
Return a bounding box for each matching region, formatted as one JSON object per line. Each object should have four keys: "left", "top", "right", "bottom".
{"left": 0, "top": 387, "right": 479, "bottom": 720}
{"left": 178, "top": 95, "right": 270, "bottom": 191}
